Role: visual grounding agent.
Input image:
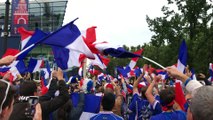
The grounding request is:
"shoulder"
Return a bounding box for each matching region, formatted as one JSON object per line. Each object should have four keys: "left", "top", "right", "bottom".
{"left": 174, "top": 110, "right": 187, "bottom": 116}
{"left": 150, "top": 114, "right": 163, "bottom": 120}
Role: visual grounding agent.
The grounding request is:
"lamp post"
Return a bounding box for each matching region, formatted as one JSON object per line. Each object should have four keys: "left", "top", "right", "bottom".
{"left": 3, "top": 0, "right": 10, "bottom": 54}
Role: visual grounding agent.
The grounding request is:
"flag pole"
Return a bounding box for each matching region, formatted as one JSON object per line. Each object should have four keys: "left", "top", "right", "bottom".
{"left": 83, "top": 58, "right": 87, "bottom": 79}
{"left": 14, "top": 44, "right": 35, "bottom": 57}
{"left": 142, "top": 56, "right": 166, "bottom": 70}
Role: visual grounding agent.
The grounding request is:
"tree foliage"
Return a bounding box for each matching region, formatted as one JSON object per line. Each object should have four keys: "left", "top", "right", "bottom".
{"left": 106, "top": 0, "right": 213, "bottom": 75}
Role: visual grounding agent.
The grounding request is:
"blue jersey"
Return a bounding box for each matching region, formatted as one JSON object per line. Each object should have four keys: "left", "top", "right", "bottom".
{"left": 128, "top": 94, "right": 153, "bottom": 120}
{"left": 150, "top": 110, "right": 186, "bottom": 120}
{"left": 90, "top": 111, "right": 124, "bottom": 120}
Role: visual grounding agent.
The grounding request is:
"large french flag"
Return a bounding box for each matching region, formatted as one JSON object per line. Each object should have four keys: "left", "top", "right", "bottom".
{"left": 129, "top": 49, "right": 143, "bottom": 69}
{"left": 18, "top": 27, "right": 34, "bottom": 50}
{"left": 52, "top": 46, "right": 86, "bottom": 70}
{"left": 41, "top": 19, "right": 94, "bottom": 59}
{"left": 27, "top": 58, "right": 44, "bottom": 73}
{"left": 71, "top": 93, "right": 102, "bottom": 120}
{"left": 177, "top": 40, "right": 187, "bottom": 73}
{"left": 90, "top": 54, "right": 110, "bottom": 70}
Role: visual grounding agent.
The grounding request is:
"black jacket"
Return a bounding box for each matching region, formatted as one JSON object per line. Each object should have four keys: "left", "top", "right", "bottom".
{"left": 9, "top": 79, "right": 69, "bottom": 120}
{"left": 53, "top": 92, "right": 85, "bottom": 120}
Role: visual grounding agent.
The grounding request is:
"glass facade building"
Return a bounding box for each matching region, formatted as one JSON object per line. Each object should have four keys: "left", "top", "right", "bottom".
{"left": 0, "top": 0, "right": 68, "bottom": 59}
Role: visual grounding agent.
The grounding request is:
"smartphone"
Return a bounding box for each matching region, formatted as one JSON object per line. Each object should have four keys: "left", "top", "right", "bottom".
{"left": 53, "top": 63, "right": 58, "bottom": 71}
{"left": 25, "top": 96, "right": 39, "bottom": 118}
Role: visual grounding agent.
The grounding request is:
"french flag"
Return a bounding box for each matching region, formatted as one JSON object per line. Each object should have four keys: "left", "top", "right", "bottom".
{"left": 52, "top": 46, "right": 86, "bottom": 70}
{"left": 18, "top": 27, "right": 34, "bottom": 50}
{"left": 126, "top": 84, "right": 133, "bottom": 93}
{"left": 177, "top": 40, "right": 187, "bottom": 73}
{"left": 134, "top": 67, "right": 143, "bottom": 77}
{"left": 71, "top": 93, "right": 102, "bottom": 120}
{"left": 89, "top": 54, "right": 110, "bottom": 70}
{"left": 27, "top": 58, "right": 44, "bottom": 73}
{"left": 190, "top": 68, "right": 197, "bottom": 80}
{"left": 41, "top": 18, "right": 94, "bottom": 59}
{"left": 156, "top": 69, "right": 168, "bottom": 80}
{"left": 116, "top": 66, "right": 131, "bottom": 78}
{"left": 90, "top": 41, "right": 141, "bottom": 58}
{"left": 17, "top": 28, "right": 47, "bottom": 60}
{"left": 97, "top": 73, "right": 106, "bottom": 84}
{"left": 129, "top": 49, "right": 143, "bottom": 69}
{"left": 2, "top": 48, "right": 20, "bottom": 58}
{"left": 209, "top": 63, "right": 213, "bottom": 82}
{"left": 9, "top": 60, "right": 27, "bottom": 81}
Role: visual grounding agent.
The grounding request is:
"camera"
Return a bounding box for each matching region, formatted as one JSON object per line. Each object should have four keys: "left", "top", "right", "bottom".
{"left": 24, "top": 96, "right": 39, "bottom": 118}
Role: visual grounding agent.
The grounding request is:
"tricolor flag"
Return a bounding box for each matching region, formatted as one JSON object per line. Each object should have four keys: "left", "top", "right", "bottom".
{"left": 208, "top": 63, "right": 213, "bottom": 82}
{"left": 41, "top": 19, "right": 94, "bottom": 59}
{"left": 177, "top": 40, "right": 187, "bottom": 73}
{"left": 2, "top": 48, "right": 20, "bottom": 58}
{"left": 90, "top": 42, "right": 141, "bottom": 58}
{"left": 18, "top": 27, "right": 34, "bottom": 50}
{"left": 9, "top": 60, "right": 27, "bottom": 81}
{"left": 27, "top": 58, "right": 44, "bottom": 73}
{"left": 89, "top": 54, "right": 110, "bottom": 70}
{"left": 116, "top": 66, "right": 131, "bottom": 78}
{"left": 129, "top": 49, "right": 143, "bottom": 69}
{"left": 52, "top": 46, "right": 86, "bottom": 70}
{"left": 190, "top": 68, "right": 197, "bottom": 80}
{"left": 17, "top": 28, "right": 47, "bottom": 60}
{"left": 134, "top": 67, "right": 143, "bottom": 77}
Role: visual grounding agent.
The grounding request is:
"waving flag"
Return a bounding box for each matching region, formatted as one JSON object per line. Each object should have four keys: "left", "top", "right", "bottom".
{"left": 71, "top": 93, "right": 102, "bottom": 120}
{"left": 90, "top": 54, "right": 110, "bottom": 70}
{"left": 52, "top": 46, "right": 86, "bottom": 70}
{"left": 129, "top": 49, "right": 143, "bottom": 69}
{"left": 17, "top": 27, "right": 34, "bottom": 50}
{"left": 134, "top": 67, "right": 143, "bottom": 77}
{"left": 208, "top": 63, "right": 213, "bottom": 82}
{"left": 83, "top": 26, "right": 97, "bottom": 45}
{"left": 17, "top": 28, "right": 47, "bottom": 60}
{"left": 27, "top": 58, "right": 44, "bottom": 73}
{"left": 41, "top": 19, "right": 94, "bottom": 59}
{"left": 97, "top": 73, "right": 106, "bottom": 84}
{"left": 9, "top": 60, "right": 27, "bottom": 80}
{"left": 2, "top": 48, "right": 20, "bottom": 58}
{"left": 90, "top": 42, "right": 141, "bottom": 58}
{"left": 190, "top": 68, "right": 197, "bottom": 80}
{"left": 116, "top": 66, "right": 131, "bottom": 78}
{"left": 177, "top": 40, "right": 187, "bottom": 73}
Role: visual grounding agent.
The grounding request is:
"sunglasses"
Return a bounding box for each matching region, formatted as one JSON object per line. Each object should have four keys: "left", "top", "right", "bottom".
{"left": 0, "top": 79, "right": 10, "bottom": 114}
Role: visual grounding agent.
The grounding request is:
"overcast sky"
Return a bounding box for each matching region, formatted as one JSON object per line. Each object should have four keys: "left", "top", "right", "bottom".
{"left": 63, "top": 0, "right": 168, "bottom": 47}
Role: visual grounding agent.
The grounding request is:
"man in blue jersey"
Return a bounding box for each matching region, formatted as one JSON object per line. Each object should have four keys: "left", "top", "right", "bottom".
{"left": 90, "top": 92, "right": 124, "bottom": 120}
{"left": 128, "top": 74, "right": 155, "bottom": 120}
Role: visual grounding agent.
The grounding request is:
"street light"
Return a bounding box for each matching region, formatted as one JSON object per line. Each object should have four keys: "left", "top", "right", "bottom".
{"left": 3, "top": 0, "right": 10, "bottom": 54}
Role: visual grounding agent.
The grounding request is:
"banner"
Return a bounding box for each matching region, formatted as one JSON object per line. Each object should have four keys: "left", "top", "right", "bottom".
{"left": 11, "top": 0, "right": 29, "bottom": 36}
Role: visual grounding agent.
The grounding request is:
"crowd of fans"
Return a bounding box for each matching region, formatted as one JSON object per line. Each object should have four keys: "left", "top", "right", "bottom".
{"left": 0, "top": 55, "right": 213, "bottom": 120}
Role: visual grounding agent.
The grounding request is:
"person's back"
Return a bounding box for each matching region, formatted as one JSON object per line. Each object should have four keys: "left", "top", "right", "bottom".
{"left": 150, "top": 87, "right": 186, "bottom": 120}
{"left": 90, "top": 92, "right": 124, "bottom": 120}
{"left": 150, "top": 110, "right": 186, "bottom": 120}
{"left": 90, "top": 111, "right": 123, "bottom": 120}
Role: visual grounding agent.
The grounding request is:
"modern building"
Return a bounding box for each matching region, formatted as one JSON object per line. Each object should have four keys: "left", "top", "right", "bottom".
{"left": 0, "top": 0, "right": 68, "bottom": 59}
